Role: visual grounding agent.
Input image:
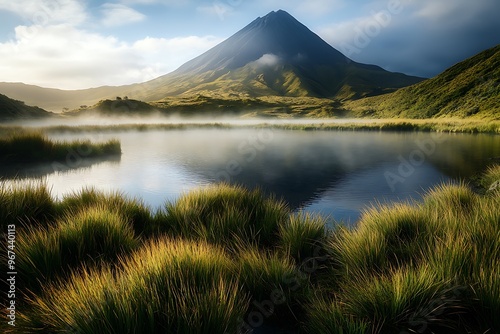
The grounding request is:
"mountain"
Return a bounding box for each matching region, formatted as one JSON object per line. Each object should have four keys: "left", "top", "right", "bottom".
{"left": 346, "top": 44, "right": 500, "bottom": 119}
{"left": 133, "top": 10, "right": 423, "bottom": 101}
{"left": 0, "top": 10, "right": 423, "bottom": 112}
{"left": 0, "top": 93, "right": 53, "bottom": 120}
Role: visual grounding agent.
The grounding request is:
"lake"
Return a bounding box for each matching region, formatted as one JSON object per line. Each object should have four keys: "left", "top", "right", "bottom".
{"left": 2, "top": 127, "right": 499, "bottom": 225}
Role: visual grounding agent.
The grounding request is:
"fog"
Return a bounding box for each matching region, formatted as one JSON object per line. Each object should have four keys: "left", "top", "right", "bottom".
{"left": 4, "top": 114, "right": 387, "bottom": 128}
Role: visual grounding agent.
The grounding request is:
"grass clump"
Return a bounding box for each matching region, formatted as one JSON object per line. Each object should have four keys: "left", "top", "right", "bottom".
{"left": 159, "top": 184, "right": 289, "bottom": 248}
{"left": 278, "top": 212, "right": 327, "bottom": 263}
{"left": 2, "top": 169, "right": 499, "bottom": 333}
{"left": 481, "top": 164, "right": 500, "bottom": 193}
{"left": 0, "top": 131, "right": 121, "bottom": 164}
{"left": 314, "top": 181, "right": 500, "bottom": 333}
{"left": 15, "top": 206, "right": 139, "bottom": 292}
{"left": 22, "top": 238, "right": 248, "bottom": 334}
{"left": 0, "top": 181, "right": 55, "bottom": 229}
{"left": 58, "top": 187, "right": 153, "bottom": 235}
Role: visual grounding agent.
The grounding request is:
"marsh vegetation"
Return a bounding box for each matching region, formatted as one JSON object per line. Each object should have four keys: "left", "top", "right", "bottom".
{"left": 1, "top": 165, "right": 499, "bottom": 333}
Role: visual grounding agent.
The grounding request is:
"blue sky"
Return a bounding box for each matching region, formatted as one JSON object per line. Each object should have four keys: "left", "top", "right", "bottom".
{"left": 0, "top": 0, "right": 499, "bottom": 89}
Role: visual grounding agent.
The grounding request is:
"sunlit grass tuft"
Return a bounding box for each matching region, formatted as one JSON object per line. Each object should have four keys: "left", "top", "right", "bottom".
{"left": 58, "top": 187, "right": 153, "bottom": 235}
{"left": 22, "top": 238, "right": 248, "bottom": 334}
{"left": 278, "top": 212, "right": 326, "bottom": 263}
{"left": 0, "top": 181, "right": 55, "bottom": 229}
{"left": 15, "top": 205, "right": 139, "bottom": 292}
{"left": 158, "top": 183, "right": 289, "bottom": 248}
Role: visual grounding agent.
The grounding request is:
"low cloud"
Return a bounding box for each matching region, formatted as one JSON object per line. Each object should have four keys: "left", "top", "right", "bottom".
{"left": 252, "top": 54, "right": 281, "bottom": 67}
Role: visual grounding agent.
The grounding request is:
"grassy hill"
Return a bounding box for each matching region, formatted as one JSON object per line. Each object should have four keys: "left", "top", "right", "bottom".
{"left": 345, "top": 45, "right": 500, "bottom": 119}
{"left": 67, "top": 98, "right": 158, "bottom": 116}
{"left": 0, "top": 93, "right": 53, "bottom": 120}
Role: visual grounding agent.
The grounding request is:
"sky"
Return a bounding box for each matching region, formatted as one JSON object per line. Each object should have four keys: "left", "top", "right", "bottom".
{"left": 0, "top": 0, "right": 499, "bottom": 90}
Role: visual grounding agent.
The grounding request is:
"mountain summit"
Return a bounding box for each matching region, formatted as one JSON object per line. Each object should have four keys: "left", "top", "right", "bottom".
{"left": 140, "top": 10, "right": 423, "bottom": 100}
{"left": 173, "top": 10, "right": 347, "bottom": 75}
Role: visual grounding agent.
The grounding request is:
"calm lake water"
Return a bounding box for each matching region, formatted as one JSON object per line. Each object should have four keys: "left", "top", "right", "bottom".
{"left": 2, "top": 128, "right": 500, "bottom": 225}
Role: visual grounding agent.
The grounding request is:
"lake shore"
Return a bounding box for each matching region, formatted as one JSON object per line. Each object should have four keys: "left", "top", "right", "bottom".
{"left": 1, "top": 117, "right": 500, "bottom": 134}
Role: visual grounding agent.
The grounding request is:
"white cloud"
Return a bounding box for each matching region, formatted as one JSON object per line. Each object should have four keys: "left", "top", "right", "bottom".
{"left": 100, "top": 3, "right": 146, "bottom": 27}
{"left": 252, "top": 54, "right": 281, "bottom": 67}
{"left": 0, "top": 0, "right": 87, "bottom": 26}
{"left": 0, "top": 25, "right": 222, "bottom": 89}
{"left": 196, "top": 3, "right": 235, "bottom": 20}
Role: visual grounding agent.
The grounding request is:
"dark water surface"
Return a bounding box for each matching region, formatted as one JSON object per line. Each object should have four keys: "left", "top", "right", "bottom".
{"left": 2, "top": 128, "right": 499, "bottom": 225}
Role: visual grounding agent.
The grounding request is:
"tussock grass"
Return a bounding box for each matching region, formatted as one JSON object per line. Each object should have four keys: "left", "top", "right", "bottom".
{"left": 482, "top": 164, "right": 500, "bottom": 192}
{"left": 0, "top": 181, "right": 55, "bottom": 229}
{"left": 278, "top": 212, "right": 326, "bottom": 263}
{"left": 2, "top": 168, "right": 499, "bottom": 333}
{"left": 58, "top": 187, "right": 153, "bottom": 235}
{"left": 22, "top": 238, "right": 248, "bottom": 334}
{"left": 15, "top": 205, "right": 139, "bottom": 292}
{"left": 159, "top": 184, "right": 289, "bottom": 248}
{"left": 316, "top": 180, "right": 500, "bottom": 333}
{"left": 0, "top": 131, "right": 121, "bottom": 164}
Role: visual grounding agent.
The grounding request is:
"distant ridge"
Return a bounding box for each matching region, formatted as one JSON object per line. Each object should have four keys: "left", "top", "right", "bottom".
{"left": 0, "top": 93, "right": 53, "bottom": 120}
{"left": 346, "top": 44, "right": 500, "bottom": 119}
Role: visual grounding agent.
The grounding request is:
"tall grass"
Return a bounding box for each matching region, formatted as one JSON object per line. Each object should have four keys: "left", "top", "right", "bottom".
{"left": 278, "top": 212, "right": 326, "bottom": 263}
{"left": 15, "top": 205, "right": 139, "bottom": 292}
{"left": 58, "top": 187, "right": 153, "bottom": 235}
{"left": 2, "top": 167, "right": 499, "bottom": 333}
{"left": 158, "top": 184, "right": 289, "bottom": 249}
{"left": 0, "top": 181, "right": 55, "bottom": 229}
{"left": 0, "top": 131, "right": 121, "bottom": 164}
{"left": 481, "top": 163, "right": 500, "bottom": 193}
{"left": 316, "top": 181, "right": 500, "bottom": 333}
{"left": 22, "top": 238, "right": 248, "bottom": 334}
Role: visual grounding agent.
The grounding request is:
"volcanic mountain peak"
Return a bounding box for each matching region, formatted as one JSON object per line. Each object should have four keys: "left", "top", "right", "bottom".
{"left": 172, "top": 9, "right": 347, "bottom": 76}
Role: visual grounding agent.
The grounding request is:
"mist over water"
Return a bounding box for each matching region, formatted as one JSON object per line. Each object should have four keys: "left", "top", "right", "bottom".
{"left": 4, "top": 114, "right": 385, "bottom": 128}
{"left": 2, "top": 122, "right": 499, "bottom": 225}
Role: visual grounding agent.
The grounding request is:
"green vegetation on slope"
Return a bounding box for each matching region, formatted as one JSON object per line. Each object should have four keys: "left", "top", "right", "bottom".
{"left": 0, "top": 131, "right": 121, "bottom": 164}
{"left": 346, "top": 44, "right": 500, "bottom": 119}
{"left": 1, "top": 168, "right": 499, "bottom": 333}
{"left": 0, "top": 93, "right": 53, "bottom": 120}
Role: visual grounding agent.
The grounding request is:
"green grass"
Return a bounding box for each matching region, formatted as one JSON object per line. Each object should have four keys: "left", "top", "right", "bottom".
{"left": 345, "top": 45, "right": 500, "bottom": 120}
{"left": 58, "top": 187, "right": 153, "bottom": 236}
{"left": 315, "top": 181, "right": 500, "bottom": 333}
{"left": 157, "top": 184, "right": 289, "bottom": 249}
{"left": 481, "top": 164, "right": 500, "bottom": 192}
{"left": 15, "top": 205, "right": 139, "bottom": 292}
{"left": 1, "top": 167, "right": 499, "bottom": 333}
{"left": 0, "top": 131, "right": 121, "bottom": 164}
{"left": 21, "top": 239, "right": 248, "bottom": 334}
{"left": 0, "top": 181, "right": 55, "bottom": 229}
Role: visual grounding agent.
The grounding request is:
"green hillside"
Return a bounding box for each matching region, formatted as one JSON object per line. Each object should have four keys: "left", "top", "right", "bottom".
{"left": 346, "top": 45, "right": 500, "bottom": 119}
{"left": 67, "top": 98, "right": 158, "bottom": 116}
{"left": 0, "top": 93, "right": 53, "bottom": 120}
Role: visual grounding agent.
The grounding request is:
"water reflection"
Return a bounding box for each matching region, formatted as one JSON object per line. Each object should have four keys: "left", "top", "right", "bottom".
{"left": 1, "top": 129, "right": 499, "bottom": 223}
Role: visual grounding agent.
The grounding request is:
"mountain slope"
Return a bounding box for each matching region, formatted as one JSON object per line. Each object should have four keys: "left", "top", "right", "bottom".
{"left": 346, "top": 44, "right": 500, "bottom": 119}
{"left": 136, "top": 10, "right": 423, "bottom": 101}
{"left": 0, "top": 93, "right": 53, "bottom": 120}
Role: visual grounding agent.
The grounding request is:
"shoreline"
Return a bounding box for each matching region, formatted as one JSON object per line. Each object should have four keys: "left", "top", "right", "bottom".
{"left": 1, "top": 118, "right": 500, "bottom": 134}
